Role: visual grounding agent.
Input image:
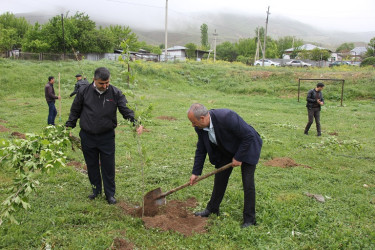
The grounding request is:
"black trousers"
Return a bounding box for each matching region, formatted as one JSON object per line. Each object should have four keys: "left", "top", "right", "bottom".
{"left": 80, "top": 129, "right": 116, "bottom": 198}
{"left": 305, "top": 107, "right": 321, "bottom": 133}
{"left": 206, "top": 158, "right": 257, "bottom": 224}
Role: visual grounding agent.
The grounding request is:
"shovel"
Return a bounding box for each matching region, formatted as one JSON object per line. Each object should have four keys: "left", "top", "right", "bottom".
{"left": 144, "top": 162, "right": 233, "bottom": 207}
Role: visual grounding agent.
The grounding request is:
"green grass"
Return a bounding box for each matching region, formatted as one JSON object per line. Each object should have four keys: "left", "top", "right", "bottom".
{"left": 0, "top": 59, "right": 375, "bottom": 249}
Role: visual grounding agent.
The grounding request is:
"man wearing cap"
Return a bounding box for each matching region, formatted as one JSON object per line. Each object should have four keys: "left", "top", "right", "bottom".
{"left": 70, "top": 74, "right": 90, "bottom": 97}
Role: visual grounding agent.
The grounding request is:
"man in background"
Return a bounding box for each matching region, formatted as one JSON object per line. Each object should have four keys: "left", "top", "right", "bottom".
{"left": 44, "top": 76, "right": 61, "bottom": 125}
{"left": 70, "top": 74, "right": 90, "bottom": 97}
{"left": 304, "top": 82, "right": 325, "bottom": 136}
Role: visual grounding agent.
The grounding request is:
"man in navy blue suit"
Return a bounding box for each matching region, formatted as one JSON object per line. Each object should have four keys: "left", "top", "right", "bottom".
{"left": 187, "top": 103, "right": 262, "bottom": 228}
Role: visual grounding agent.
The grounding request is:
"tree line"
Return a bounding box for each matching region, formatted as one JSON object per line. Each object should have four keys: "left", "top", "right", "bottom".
{"left": 0, "top": 12, "right": 161, "bottom": 55}
{"left": 1, "top": 12, "right": 374, "bottom": 64}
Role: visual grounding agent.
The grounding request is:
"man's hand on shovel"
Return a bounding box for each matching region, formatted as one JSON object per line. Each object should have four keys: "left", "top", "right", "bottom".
{"left": 232, "top": 158, "right": 242, "bottom": 167}
{"left": 190, "top": 174, "right": 199, "bottom": 186}
{"left": 136, "top": 125, "right": 144, "bottom": 135}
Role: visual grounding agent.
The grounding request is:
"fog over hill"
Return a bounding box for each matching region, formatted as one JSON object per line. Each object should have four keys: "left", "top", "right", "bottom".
{"left": 16, "top": 11, "right": 373, "bottom": 50}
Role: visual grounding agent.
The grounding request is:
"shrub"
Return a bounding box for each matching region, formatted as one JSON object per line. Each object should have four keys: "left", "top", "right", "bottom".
{"left": 360, "top": 57, "right": 375, "bottom": 67}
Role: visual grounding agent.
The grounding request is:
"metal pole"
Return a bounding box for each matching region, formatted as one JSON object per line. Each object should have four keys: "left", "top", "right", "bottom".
{"left": 298, "top": 78, "right": 301, "bottom": 102}
{"left": 262, "top": 6, "right": 270, "bottom": 67}
{"left": 341, "top": 80, "right": 344, "bottom": 107}
{"left": 164, "top": 0, "right": 168, "bottom": 62}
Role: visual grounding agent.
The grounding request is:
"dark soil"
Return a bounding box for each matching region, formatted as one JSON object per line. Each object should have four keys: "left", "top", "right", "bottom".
{"left": 11, "top": 131, "right": 26, "bottom": 139}
{"left": 264, "top": 157, "right": 311, "bottom": 169}
{"left": 112, "top": 238, "right": 134, "bottom": 250}
{"left": 329, "top": 131, "right": 339, "bottom": 136}
{"left": 0, "top": 125, "right": 10, "bottom": 132}
{"left": 156, "top": 116, "right": 177, "bottom": 121}
{"left": 118, "top": 197, "right": 207, "bottom": 236}
{"left": 67, "top": 161, "right": 87, "bottom": 174}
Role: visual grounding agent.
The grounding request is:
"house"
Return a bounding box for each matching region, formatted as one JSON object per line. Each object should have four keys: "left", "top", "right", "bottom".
{"left": 114, "top": 49, "right": 159, "bottom": 62}
{"left": 283, "top": 43, "right": 332, "bottom": 59}
{"left": 160, "top": 46, "right": 209, "bottom": 61}
{"left": 350, "top": 47, "right": 367, "bottom": 61}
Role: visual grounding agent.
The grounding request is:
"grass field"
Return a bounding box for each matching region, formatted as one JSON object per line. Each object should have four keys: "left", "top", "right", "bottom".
{"left": 0, "top": 58, "right": 375, "bottom": 249}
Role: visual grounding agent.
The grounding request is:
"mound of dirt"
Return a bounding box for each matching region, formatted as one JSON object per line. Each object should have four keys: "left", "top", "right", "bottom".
{"left": 156, "top": 116, "right": 177, "bottom": 121}
{"left": 112, "top": 238, "right": 134, "bottom": 250}
{"left": 0, "top": 125, "right": 10, "bottom": 132}
{"left": 264, "top": 157, "right": 311, "bottom": 168}
{"left": 118, "top": 197, "right": 207, "bottom": 236}
{"left": 11, "top": 131, "right": 26, "bottom": 139}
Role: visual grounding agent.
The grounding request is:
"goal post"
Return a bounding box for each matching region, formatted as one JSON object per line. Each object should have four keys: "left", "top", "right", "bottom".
{"left": 298, "top": 78, "right": 345, "bottom": 106}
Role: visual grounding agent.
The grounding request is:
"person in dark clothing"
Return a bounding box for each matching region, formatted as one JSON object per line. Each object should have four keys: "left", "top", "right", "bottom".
{"left": 69, "top": 74, "right": 90, "bottom": 97}
{"left": 304, "top": 82, "right": 325, "bottom": 136}
{"left": 187, "top": 103, "right": 262, "bottom": 228}
{"left": 65, "top": 67, "right": 143, "bottom": 204}
{"left": 44, "top": 76, "right": 61, "bottom": 125}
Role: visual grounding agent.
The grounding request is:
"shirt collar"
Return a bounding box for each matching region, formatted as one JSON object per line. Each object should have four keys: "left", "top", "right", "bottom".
{"left": 203, "top": 116, "right": 213, "bottom": 131}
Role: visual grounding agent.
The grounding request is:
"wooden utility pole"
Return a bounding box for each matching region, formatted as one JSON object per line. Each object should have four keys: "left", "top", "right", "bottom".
{"left": 254, "top": 27, "right": 260, "bottom": 64}
{"left": 61, "top": 14, "right": 66, "bottom": 58}
{"left": 164, "top": 0, "right": 168, "bottom": 62}
{"left": 262, "top": 6, "right": 270, "bottom": 66}
{"left": 213, "top": 29, "right": 218, "bottom": 62}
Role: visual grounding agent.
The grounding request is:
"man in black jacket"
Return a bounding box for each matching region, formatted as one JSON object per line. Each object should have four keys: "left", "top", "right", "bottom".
{"left": 187, "top": 103, "right": 262, "bottom": 228}
{"left": 66, "top": 67, "right": 143, "bottom": 204}
{"left": 69, "top": 74, "right": 90, "bottom": 97}
{"left": 304, "top": 82, "right": 325, "bottom": 136}
{"left": 44, "top": 76, "right": 61, "bottom": 125}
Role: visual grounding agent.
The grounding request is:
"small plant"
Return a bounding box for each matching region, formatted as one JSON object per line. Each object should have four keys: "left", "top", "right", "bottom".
{"left": 304, "top": 136, "right": 362, "bottom": 152}
{"left": 0, "top": 125, "right": 70, "bottom": 224}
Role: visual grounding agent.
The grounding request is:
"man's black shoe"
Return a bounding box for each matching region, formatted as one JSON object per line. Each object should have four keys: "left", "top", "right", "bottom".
{"left": 88, "top": 193, "right": 101, "bottom": 200}
{"left": 241, "top": 221, "right": 256, "bottom": 228}
{"left": 107, "top": 196, "right": 117, "bottom": 204}
{"left": 304, "top": 131, "right": 308, "bottom": 135}
{"left": 194, "top": 209, "right": 219, "bottom": 217}
{"left": 317, "top": 132, "right": 321, "bottom": 136}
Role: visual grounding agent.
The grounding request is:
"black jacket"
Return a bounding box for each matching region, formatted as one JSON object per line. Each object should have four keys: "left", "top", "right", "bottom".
{"left": 65, "top": 83, "right": 135, "bottom": 134}
{"left": 306, "top": 88, "right": 324, "bottom": 110}
{"left": 70, "top": 79, "right": 90, "bottom": 97}
{"left": 192, "top": 109, "right": 262, "bottom": 175}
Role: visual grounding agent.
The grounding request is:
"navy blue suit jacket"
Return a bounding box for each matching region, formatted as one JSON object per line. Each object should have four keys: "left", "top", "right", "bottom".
{"left": 192, "top": 109, "right": 262, "bottom": 175}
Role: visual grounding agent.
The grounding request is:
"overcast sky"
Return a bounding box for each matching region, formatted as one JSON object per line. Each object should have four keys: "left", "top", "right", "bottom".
{"left": 1, "top": 0, "right": 375, "bottom": 33}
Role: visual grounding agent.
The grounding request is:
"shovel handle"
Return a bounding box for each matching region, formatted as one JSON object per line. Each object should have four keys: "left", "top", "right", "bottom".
{"left": 158, "top": 162, "right": 233, "bottom": 199}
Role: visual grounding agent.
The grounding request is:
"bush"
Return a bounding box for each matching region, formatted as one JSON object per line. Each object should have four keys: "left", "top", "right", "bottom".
{"left": 360, "top": 57, "right": 375, "bottom": 67}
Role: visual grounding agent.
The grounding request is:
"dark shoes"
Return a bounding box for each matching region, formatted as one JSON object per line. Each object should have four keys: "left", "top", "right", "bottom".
{"left": 304, "top": 131, "right": 308, "bottom": 135}
{"left": 106, "top": 196, "right": 117, "bottom": 205}
{"left": 194, "top": 209, "right": 219, "bottom": 217}
{"left": 88, "top": 193, "right": 116, "bottom": 204}
{"left": 241, "top": 221, "right": 257, "bottom": 228}
{"left": 88, "top": 193, "right": 101, "bottom": 200}
{"left": 317, "top": 132, "right": 321, "bottom": 136}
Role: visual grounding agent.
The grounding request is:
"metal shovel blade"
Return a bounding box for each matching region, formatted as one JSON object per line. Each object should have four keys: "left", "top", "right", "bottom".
{"left": 144, "top": 187, "right": 166, "bottom": 206}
